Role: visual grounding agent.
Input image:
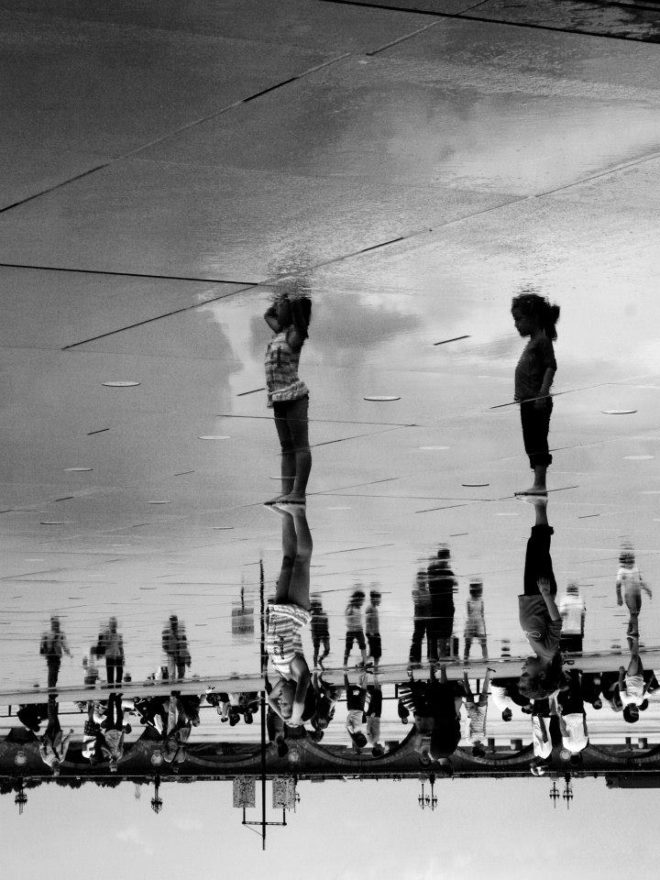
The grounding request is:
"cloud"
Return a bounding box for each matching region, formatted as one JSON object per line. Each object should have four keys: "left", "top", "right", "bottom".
{"left": 116, "top": 826, "right": 155, "bottom": 857}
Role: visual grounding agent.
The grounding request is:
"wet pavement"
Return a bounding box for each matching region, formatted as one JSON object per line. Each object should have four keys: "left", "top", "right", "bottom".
{"left": 2, "top": 0, "right": 660, "bottom": 871}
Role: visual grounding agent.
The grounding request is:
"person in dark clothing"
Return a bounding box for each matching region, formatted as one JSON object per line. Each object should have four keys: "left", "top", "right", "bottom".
{"left": 310, "top": 594, "right": 330, "bottom": 669}
{"left": 580, "top": 672, "right": 603, "bottom": 710}
{"left": 162, "top": 615, "right": 191, "bottom": 681}
{"left": 96, "top": 617, "right": 125, "bottom": 687}
{"left": 518, "top": 498, "right": 563, "bottom": 700}
{"left": 428, "top": 667, "right": 464, "bottom": 761}
{"left": 399, "top": 667, "right": 464, "bottom": 762}
{"left": 511, "top": 289, "right": 560, "bottom": 496}
{"left": 409, "top": 569, "right": 432, "bottom": 667}
{"left": 40, "top": 616, "right": 71, "bottom": 688}
{"left": 18, "top": 703, "right": 49, "bottom": 734}
{"left": 427, "top": 546, "right": 456, "bottom": 662}
{"left": 365, "top": 679, "right": 385, "bottom": 756}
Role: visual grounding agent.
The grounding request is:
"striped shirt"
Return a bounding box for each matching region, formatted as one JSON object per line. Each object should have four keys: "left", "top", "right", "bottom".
{"left": 264, "top": 330, "right": 309, "bottom": 407}
{"left": 266, "top": 604, "right": 311, "bottom": 675}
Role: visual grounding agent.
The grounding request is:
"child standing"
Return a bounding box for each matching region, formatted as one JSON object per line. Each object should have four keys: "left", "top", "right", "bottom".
{"left": 511, "top": 288, "right": 560, "bottom": 495}
{"left": 343, "top": 589, "right": 367, "bottom": 667}
{"left": 365, "top": 588, "right": 382, "bottom": 671}
{"left": 263, "top": 280, "right": 312, "bottom": 506}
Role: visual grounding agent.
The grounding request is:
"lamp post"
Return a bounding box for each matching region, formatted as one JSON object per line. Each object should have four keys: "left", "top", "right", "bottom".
{"left": 15, "top": 784, "right": 27, "bottom": 815}
{"left": 549, "top": 781, "right": 560, "bottom": 807}
{"left": 418, "top": 774, "right": 437, "bottom": 810}
{"left": 151, "top": 774, "right": 163, "bottom": 814}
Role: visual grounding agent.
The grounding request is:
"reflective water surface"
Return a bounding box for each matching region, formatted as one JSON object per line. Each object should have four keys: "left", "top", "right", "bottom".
{"left": 2, "top": 1, "right": 660, "bottom": 878}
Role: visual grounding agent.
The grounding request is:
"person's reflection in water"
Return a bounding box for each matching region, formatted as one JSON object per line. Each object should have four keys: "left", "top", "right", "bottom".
{"left": 82, "top": 701, "right": 104, "bottom": 764}
{"left": 427, "top": 545, "right": 456, "bottom": 662}
{"left": 511, "top": 289, "right": 560, "bottom": 496}
{"left": 38, "top": 695, "right": 73, "bottom": 776}
{"left": 409, "top": 568, "right": 432, "bottom": 668}
{"left": 96, "top": 616, "right": 125, "bottom": 688}
{"left": 580, "top": 672, "right": 603, "bottom": 711}
{"left": 309, "top": 671, "right": 341, "bottom": 741}
{"left": 463, "top": 579, "right": 488, "bottom": 662}
{"left": 162, "top": 615, "right": 191, "bottom": 682}
{"left": 263, "top": 278, "right": 312, "bottom": 506}
{"left": 517, "top": 498, "right": 563, "bottom": 701}
{"left": 265, "top": 505, "right": 313, "bottom": 730}
{"left": 490, "top": 676, "right": 532, "bottom": 721}
{"left": 428, "top": 667, "right": 463, "bottom": 763}
{"left": 558, "top": 581, "right": 586, "bottom": 654}
{"left": 530, "top": 712, "right": 553, "bottom": 775}
{"left": 616, "top": 544, "right": 652, "bottom": 638}
{"left": 17, "top": 702, "right": 48, "bottom": 734}
{"left": 310, "top": 593, "right": 330, "bottom": 670}
{"left": 40, "top": 616, "right": 72, "bottom": 688}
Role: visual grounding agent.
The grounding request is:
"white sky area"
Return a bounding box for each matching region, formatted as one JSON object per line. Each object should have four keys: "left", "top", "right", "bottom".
{"left": 2, "top": 777, "right": 659, "bottom": 880}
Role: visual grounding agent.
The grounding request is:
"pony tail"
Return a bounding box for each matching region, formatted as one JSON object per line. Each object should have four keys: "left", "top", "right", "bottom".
{"left": 291, "top": 296, "right": 312, "bottom": 341}
{"left": 545, "top": 303, "right": 560, "bottom": 341}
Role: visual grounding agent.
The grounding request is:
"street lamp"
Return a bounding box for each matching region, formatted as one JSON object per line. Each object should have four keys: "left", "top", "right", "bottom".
{"left": 418, "top": 774, "right": 437, "bottom": 810}
{"left": 151, "top": 774, "right": 163, "bottom": 814}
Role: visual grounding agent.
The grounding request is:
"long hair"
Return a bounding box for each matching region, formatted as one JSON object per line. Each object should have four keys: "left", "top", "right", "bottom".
{"left": 290, "top": 295, "right": 312, "bottom": 340}
{"left": 511, "top": 288, "right": 560, "bottom": 341}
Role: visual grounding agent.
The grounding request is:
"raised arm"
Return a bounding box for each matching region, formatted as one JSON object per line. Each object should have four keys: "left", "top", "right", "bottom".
{"left": 264, "top": 304, "right": 281, "bottom": 333}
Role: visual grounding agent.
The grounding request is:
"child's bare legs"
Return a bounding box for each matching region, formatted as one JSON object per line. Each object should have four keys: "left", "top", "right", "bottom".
{"left": 268, "top": 406, "right": 296, "bottom": 504}
{"left": 626, "top": 652, "right": 642, "bottom": 677}
{"left": 463, "top": 637, "right": 472, "bottom": 662}
{"left": 531, "top": 494, "right": 548, "bottom": 526}
{"left": 518, "top": 401, "right": 552, "bottom": 495}
{"left": 625, "top": 589, "right": 641, "bottom": 638}
{"left": 278, "top": 397, "right": 311, "bottom": 505}
{"left": 286, "top": 506, "right": 312, "bottom": 610}
{"left": 482, "top": 667, "right": 493, "bottom": 698}
{"left": 479, "top": 637, "right": 488, "bottom": 661}
{"left": 531, "top": 464, "right": 547, "bottom": 494}
{"left": 274, "top": 510, "right": 296, "bottom": 603}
